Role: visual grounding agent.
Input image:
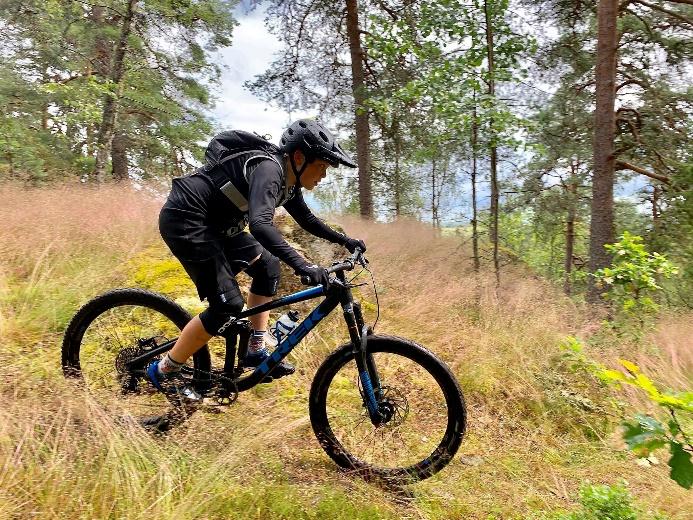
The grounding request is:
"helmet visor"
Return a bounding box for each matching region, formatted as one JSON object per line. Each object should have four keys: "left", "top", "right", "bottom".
{"left": 315, "top": 143, "right": 357, "bottom": 168}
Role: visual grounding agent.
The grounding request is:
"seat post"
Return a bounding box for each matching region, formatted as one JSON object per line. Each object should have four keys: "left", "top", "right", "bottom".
{"left": 236, "top": 320, "right": 251, "bottom": 368}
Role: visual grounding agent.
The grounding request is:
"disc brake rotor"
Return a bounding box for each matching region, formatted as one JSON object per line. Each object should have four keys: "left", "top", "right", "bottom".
{"left": 378, "top": 386, "right": 409, "bottom": 427}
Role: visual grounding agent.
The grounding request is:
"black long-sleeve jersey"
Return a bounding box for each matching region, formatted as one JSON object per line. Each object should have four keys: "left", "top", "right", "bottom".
{"left": 161, "top": 156, "right": 346, "bottom": 271}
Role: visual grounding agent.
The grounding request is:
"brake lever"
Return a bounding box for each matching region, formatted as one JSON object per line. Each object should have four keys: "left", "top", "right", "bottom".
{"left": 329, "top": 276, "right": 347, "bottom": 288}
{"left": 353, "top": 251, "right": 367, "bottom": 268}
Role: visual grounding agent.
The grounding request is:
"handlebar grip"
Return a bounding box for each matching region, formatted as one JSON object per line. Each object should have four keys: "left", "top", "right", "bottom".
{"left": 326, "top": 260, "right": 353, "bottom": 274}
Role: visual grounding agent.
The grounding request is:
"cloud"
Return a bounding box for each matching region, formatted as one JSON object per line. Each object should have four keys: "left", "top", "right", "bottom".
{"left": 210, "top": 5, "right": 313, "bottom": 142}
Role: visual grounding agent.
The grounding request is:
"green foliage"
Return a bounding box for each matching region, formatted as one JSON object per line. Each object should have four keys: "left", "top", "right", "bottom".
{"left": 594, "top": 232, "right": 678, "bottom": 315}
{"left": 656, "top": 163, "right": 693, "bottom": 306}
{"left": 523, "top": 0, "right": 692, "bottom": 307}
{"left": 552, "top": 481, "right": 667, "bottom": 520}
{"left": 499, "top": 207, "right": 587, "bottom": 283}
{"left": 562, "top": 338, "right": 693, "bottom": 490}
{"left": 0, "top": 0, "right": 236, "bottom": 182}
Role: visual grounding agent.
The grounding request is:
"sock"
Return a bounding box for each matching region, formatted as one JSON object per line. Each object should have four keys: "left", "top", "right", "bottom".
{"left": 158, "top": 353, "right": 184, "bottom": 375}
{"left": 249, "top": 330, "right": 266, "bottom": 353}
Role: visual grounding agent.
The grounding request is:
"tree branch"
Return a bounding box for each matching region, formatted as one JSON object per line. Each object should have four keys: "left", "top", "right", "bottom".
{"left": 632, "top": 0, "right": 693, "bottom": 26}
{"left": 616, "top": 78, "right": 648, "bottom": 91}
{"left": 373, "top": 0, "right": 399, "bottom": 20}
{"left": 615, "top": 160, "right": 671, "bottom": 184}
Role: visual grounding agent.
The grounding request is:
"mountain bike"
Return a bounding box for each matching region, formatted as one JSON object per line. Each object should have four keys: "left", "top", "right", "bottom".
{"left": 61, "top": 249, "right": 466, "bottom": 482}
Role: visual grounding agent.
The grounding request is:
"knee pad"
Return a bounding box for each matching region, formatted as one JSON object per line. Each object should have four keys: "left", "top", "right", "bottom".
{"left": 244, "top": 251, "right": 281, "bottom": 297}
{"left": 199, "top": 289, "right": 245, "bottom": 336}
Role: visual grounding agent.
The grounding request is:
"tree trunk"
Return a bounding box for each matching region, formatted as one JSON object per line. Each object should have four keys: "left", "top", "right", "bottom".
{"left": 587, "top": 0, "right": 619, "bottom": 302}
{"left": 91, "top": 6, "right": 111, "bottom": 79}
{"left": 651, "top": 184, "right": 661, "bottom": 232}
{"left": 6, "top": 153, "right": 14, "bottom": 178}
{"left": 393, "top": 128, "right": 402, "bottom": 218}
{"left": 431, "top": 158, "right": 438, "bottom": 228}
{"left": 471, "top": 97, "right": 480, "bottom": 272}
{"left": 87, "top": 125, "right": 95, "bottom": 158}
{"left": 345, "top": 0, "right": 373, "bottom": 219}
{"left": 93, "top": 0, "right": 136, "bottom": 182}
{"left": 41, "top": 103, "right": 49, "bottom": 131}
{"left": 484, "top": 0, "right": 500, "bottom": 286}
{"left": 564, "top": 174, "right": 578, "bottom": 296}
{"left": 393, "top": 156, "right": 401, "bottom": 217}
{"left": 111, "top": 131, "right": 129, "bottom": 181}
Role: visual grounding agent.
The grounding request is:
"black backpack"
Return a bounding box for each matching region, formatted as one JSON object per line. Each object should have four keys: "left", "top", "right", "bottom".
{"left": 203, "top": 130, "right": 280, "bottom": 168}
{"left": 199, "top": 131, "right": 287, "bottom": 213}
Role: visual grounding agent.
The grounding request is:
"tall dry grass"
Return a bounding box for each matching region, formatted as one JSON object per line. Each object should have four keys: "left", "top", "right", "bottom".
{"left": 0, "top": 182, "right": 161, "bottom": 348}
{"left": 340, "top": 218, "right": 586, "bottom": 405}
{"left": 340, "top": 217, "right": 691, "bottom": 400}
{"left": 0, "top": 182, "right": 161, "bottom": 275}
{"left": 337, "top": 217, "right": 692, "bottom": 516}
{"left": 0, "top": 185, "right": 691, "bottom": 518}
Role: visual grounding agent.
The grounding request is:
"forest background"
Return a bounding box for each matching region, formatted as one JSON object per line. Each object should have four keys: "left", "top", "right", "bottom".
{"left": 0, "top": 0, "right": 692, "bottom": 518}
{"left": 1, "top": 0, "right": 692, "bottom": 300}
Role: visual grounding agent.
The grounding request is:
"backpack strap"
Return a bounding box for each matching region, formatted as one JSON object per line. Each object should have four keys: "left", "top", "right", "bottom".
{"left": 212, "top": 151, "right": 285, "bottom": 212}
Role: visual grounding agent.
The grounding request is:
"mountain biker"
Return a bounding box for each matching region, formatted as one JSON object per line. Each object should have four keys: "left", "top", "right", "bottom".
{"left": 147, "top": 119, "right": 366, "bottom": 400}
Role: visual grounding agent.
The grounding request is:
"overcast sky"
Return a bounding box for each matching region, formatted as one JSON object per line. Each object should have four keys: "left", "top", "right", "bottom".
{"left": 209, "top": 3, "right": 313, "bottom": 142}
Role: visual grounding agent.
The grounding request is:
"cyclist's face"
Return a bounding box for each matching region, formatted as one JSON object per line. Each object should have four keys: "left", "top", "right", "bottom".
{"left": 291, "top": 151, "right": 331, "bottom": 190}
{"left": 301, "top": 159, "right": 331, "bottom": 189}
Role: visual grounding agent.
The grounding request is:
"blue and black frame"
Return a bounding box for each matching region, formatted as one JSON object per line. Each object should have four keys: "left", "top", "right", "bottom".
{"left": 123, "top": 264, "right": 384, "bottom": 422}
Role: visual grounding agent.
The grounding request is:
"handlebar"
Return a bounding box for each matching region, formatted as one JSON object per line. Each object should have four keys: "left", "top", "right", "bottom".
{"left": 300, "top": 248, "right": 366, "bottom": 286}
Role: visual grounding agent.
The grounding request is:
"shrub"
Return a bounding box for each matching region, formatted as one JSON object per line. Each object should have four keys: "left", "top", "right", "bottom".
{"left": 553, "top": 481, "right": 668, "bottom": 520}
{"left": 594, "top": 232, "right": 678, "bottom": 317}
{"left": 562, "top": 338, "right": 693, "bottom": 490}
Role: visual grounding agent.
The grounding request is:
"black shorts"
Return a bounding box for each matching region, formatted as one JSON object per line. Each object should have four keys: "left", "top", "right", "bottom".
{"left": 159, "top": 206, "right": 264, "bottom": 301}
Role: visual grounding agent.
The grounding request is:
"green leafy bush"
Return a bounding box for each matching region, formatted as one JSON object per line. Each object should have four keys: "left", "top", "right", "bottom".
{"left": 561, "top": 338, "right": 693, "bottom": 489}
{"left": 553, "top": 481, "right": 667, "bottom": 520}
{"left": 599, "top": 360, "right": 693, "bottom": 490}
{"left": 594, "top": 232, "right": 678, "bottom": 316}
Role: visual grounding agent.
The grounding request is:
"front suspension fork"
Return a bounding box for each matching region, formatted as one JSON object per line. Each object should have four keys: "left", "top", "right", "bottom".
{"left": 347, "top": 299, "right": 383, "bottom": 425}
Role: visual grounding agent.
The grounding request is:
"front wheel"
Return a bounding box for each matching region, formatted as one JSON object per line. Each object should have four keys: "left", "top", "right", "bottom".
{"left": 309, "top": 335, "right": 466, "bottom": 482}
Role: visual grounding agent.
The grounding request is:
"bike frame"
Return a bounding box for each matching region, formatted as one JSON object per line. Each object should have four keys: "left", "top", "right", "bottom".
{"left": 124, "top": 269, "right": 385, "bottom": 422}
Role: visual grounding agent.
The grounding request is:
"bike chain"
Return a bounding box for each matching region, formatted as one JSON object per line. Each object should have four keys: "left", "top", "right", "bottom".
{"left": 116, "top": 344, "right": 242, "bottom": 407}
{"left": 181, "top": 365, "right": 241, "bottom": 407}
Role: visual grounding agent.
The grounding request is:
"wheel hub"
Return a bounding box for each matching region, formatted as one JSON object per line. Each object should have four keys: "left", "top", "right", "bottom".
{"left": 375, "top": 386, "right": 408, "bottom": 427}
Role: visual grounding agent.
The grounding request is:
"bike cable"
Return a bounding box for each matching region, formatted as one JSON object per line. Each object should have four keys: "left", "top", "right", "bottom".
{"left": 366, "top": 265, "right": 380, "bottom": 330}
{"left": 348, "top": 264, "right": 380, "bottom": 331}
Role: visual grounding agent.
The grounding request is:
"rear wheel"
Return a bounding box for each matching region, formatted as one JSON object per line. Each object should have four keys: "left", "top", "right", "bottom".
{"left": 309, "top": 335, "right": 466, "bottom": 482}
{"left": 62, "top": 288, "right": 211, "bottom": 430}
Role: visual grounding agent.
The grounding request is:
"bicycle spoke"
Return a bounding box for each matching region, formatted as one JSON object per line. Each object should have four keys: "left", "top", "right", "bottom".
{"left": 323, "top": 351, "right": 449, "bottom": 471}
{"left": 78, "top": 304, "right": 185, "bottom": 419}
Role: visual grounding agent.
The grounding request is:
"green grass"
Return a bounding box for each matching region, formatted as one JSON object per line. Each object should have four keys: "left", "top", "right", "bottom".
{"left": 1, "top": 186, "right": 691, "bottom": 519}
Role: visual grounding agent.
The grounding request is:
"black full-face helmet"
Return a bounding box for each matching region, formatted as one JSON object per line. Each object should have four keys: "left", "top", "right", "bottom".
{"left": 279, "top": 119, "right": 357, "bottom": 185}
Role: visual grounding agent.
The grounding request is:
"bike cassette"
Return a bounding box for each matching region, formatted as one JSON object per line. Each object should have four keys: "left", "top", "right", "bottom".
{"left": 115, "top": 345, "right": 158, "bottom": 394}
